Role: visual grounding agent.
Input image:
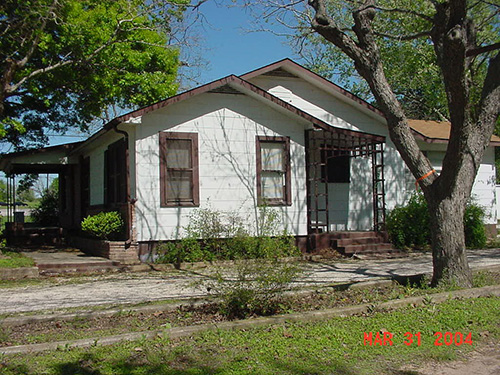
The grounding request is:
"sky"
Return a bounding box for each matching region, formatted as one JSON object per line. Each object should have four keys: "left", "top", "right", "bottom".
{"left": 190, "top": 2, "right": 301, "bottom": 84}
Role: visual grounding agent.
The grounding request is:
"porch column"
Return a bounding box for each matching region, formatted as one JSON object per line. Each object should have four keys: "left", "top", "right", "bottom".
{"left": 371, "top": 142, "right": 386, "bottom": 231}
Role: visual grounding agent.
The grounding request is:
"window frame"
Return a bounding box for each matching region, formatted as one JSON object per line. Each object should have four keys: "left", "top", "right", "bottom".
{"left": 159, "top": 132, "right": 200, "bottom": 207}
{"left": 256, "top": 135, "right": 292, "bottom": 206}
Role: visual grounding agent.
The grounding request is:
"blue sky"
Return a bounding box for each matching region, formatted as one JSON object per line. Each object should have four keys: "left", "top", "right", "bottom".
{"left": 192, "top": 2, "right": 301, "bottom": 83}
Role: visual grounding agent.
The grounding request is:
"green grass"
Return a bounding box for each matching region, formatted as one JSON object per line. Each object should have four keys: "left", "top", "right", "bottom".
{"left": 0, "top": 250, "right": 34, "bottom": 268}
{"left": 1, "top": 296, "right": 499, "bottom": 375}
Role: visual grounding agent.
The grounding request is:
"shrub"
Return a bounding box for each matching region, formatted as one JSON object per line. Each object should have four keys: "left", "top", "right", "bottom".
{"left": 387, "top": 192, "right": 487, "bottom": 249}
{"left": 154, "top": 207, "right": 300, "bottom": 264}
{"left": 81, "top": 211, "right": 125, "bottom": 240}
{"left": 386, "top": 192, "right": 430, "bottom": 249}
{"left": 155, "top": 237, "right": 212, "bottom": 264}
{"left": 31, "top": 189, "right": 59, "bottom": 226}
{"left": 202, "top": 258, "right": 302, "bottom": 319}
{"left": 464, "top": 203, "right": 487, "bottom": 248}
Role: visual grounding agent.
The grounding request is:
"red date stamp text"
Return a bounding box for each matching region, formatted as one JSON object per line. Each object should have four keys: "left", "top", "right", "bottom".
{"left": 363, "top": 331, "right": 473, "bottom": 346}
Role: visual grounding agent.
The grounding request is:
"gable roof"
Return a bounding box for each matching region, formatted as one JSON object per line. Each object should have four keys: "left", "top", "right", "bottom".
{"left": 409, "top": 119, "right": 500, "bottom": 146}
{"left": 102, "top": 73, "right": 384, "bottom": 142}
{"left": 240, "top": 58, "right": 385, "bottom": 120}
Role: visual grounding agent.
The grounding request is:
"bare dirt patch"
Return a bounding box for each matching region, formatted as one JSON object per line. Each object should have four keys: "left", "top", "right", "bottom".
{"left": 401, "top": 340, "right": 500, "bottom": 375}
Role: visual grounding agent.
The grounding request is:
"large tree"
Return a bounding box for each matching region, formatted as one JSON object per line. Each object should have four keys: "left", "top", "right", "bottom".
{"left": 0, "top": 0, "right": 189, "bottom": 149}
{"left": 293, "top": 1, "right": 498, "bottom": 122}
{"left": 250, "top": 0, "right": 500, "bottom": 287}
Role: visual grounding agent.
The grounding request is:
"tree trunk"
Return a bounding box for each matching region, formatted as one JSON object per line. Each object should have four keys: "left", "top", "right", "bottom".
{"left": 307, "top": 0, "right": 499, "bottom": 289}
{"left": 427, "top": 194, "right": 472, "bottom": 287}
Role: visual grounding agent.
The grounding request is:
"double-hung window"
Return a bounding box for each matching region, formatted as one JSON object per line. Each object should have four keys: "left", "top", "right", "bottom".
{"left": 256, "top": 136, "right": 291, "bottom": 206}
{"left": 160, "top": 132, "right": 199, "bottom": 207}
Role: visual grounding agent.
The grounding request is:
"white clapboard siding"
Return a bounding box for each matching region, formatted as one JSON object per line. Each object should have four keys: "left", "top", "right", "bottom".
{"left": 248, "top": 73, "right": 497, "bottom": 226}
{"left": 134, "top": 92, "right": 308, "bottom": 241}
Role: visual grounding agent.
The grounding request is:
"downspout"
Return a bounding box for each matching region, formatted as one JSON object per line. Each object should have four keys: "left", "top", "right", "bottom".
{"left": 112, "top": 124, "right": 136, "bottom": 245}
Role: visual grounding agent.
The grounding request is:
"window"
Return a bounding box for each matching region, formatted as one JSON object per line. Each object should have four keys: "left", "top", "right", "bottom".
{"left": 322, "top": 152, "right": 350, "bottom": 183}
{"left": 256, "top": 136, "right": 291, "bottom": 206}
{"left": 160, "top": 132, "right": 199, "bottom": 207}
{"left": 104, "top": 139, "right": 127, "bottom": 205}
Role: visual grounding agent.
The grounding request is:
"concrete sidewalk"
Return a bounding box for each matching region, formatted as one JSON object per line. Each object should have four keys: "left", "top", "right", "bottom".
{"left": 0, "top": 249, "right": 499, "bottom": 315}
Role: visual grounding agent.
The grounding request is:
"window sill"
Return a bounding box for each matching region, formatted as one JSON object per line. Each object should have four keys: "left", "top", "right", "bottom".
{"left": 161, "top": 202, "right": 200, "bottom": 208}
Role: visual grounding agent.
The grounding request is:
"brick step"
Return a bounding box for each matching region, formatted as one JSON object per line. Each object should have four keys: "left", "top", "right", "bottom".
{"left": 339, "top": 243, "right": 394, "bottom": 255}
{"left": 329, "top": 231, "right": 380, "bottom": 239}
{"left": 334, "top": 236, "right": 385, "bottom": 247}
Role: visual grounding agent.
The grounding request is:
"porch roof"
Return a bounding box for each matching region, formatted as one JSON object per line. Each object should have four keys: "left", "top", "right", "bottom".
{"left": 0, "top": 141, "right": 82, "bottom": 175}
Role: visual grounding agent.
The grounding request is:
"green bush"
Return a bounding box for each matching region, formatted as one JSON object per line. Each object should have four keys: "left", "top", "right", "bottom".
{"left": 31, "top": 189, "right": 59, "bottom": 226}
{"left": 202, "top": 258, "right": 302, "bottom": 319}
{"left": 155, "top": 238, "right": 213, "bottom": 264}
{"left": 81, "top": 211, "right": 125, "bottom": 241}
{"left": 386, "top": 192, "right": 430, "bottom": 249}
{"left": 154, "top": 207, "right": 300, "bottom": 264}
{"left": 464, "top": 203, "right": 487, "bottom": 248}
{"left": 387, "top": 192, "right": 487, "bottom": 249}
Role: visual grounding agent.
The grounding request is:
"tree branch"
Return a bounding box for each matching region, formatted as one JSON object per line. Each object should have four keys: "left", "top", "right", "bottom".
{"left": 466, "top": 42, "right": 500, "bottom": 57}
{"left": 369, "top": 4, "right": 434, "bottom": 22}
{"left": 7, "top": 55, "right": 74, "bottom": 94}
{"left": 307, "top": 0, "right": 436, "bottom": 188}
{"left": 374, "top": 31, "right": 431, "bottom": 41}
{"left": 16, "top": 0, "right": 60, "bottom": 69}
{"left": 308, "top": 0, "right": 362, "bottom": 61}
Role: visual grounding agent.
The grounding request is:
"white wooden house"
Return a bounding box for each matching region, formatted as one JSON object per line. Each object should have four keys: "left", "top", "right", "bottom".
{"left": 1, "top": 59, "right": 498, "bottom": 262}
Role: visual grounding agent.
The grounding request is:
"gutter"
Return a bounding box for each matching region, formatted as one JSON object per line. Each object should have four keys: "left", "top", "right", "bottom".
{"left": 112, "top": 124, "right": 134, "bottom": 246}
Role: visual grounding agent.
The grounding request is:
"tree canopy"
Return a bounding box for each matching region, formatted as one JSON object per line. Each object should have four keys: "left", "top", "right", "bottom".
{"left": 0, "top": 0, "right": 188, "bottom": 149}
{"left": 294, "top": 0, "right": 499, "bottom": 121}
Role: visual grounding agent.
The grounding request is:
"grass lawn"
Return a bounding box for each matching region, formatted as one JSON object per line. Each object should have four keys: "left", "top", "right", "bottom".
{"left": 1, "top": 296, "right": 499, "bottom": 375}
{"left": 0, "top": 250, "right": 34, "bottom": 268}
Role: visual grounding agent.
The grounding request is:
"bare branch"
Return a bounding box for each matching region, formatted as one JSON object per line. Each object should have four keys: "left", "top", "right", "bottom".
{"left": 466, "top": 42, "right": 500, "bottom": 57}
{"left": 308, "top": 0, "right": 362, "bottom": 61}
{"left": 7, "top": 54, "right": 74, "bottom": 94}
{"left": 374, "top": 31, "right": 431, "bottom": 41}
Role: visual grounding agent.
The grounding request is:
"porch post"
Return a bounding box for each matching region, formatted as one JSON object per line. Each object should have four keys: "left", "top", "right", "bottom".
{"left": 371, "top": 142, "right": 386, "bottom": 231}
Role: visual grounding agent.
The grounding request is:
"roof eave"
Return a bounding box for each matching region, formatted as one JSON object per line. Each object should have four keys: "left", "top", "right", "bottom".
{"left": 241, "top": 59, "right": 386, "bottom": 121}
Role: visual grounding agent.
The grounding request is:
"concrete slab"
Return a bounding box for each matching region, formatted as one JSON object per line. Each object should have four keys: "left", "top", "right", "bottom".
{"left": 22, "top": 250, "right": 114, "bottom": 265}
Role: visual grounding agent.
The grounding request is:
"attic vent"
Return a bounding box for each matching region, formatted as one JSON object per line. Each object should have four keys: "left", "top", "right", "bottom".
{"left": 209, "top": 85, "right": 243, "bottom": 95}
{"left": 263, "top": 67, "right": 298, "bottom": 78}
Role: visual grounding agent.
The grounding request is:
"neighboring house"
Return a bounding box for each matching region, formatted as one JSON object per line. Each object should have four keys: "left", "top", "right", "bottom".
{"left": 1, "top": 59, "right": 498, "bottom": 262}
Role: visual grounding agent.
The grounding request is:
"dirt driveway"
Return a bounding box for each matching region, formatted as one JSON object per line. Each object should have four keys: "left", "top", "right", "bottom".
{"left": 1, "top": 248, "right": 499, "bottom": 315}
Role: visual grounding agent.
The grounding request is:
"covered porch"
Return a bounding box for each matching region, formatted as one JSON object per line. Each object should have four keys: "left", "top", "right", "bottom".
{"left": 0, "top": 143, "right": 136, "bottom": 263}
{"left": 0, "top": 143, "right": 81, "bottom": 245}
{"left": 305, "top": 125, "right": 390, "bottom": 254}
